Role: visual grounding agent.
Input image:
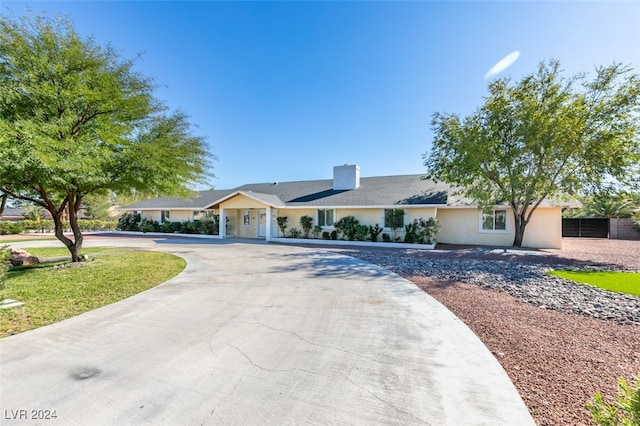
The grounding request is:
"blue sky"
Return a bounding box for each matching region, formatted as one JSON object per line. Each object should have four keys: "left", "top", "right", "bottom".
{"left": 3, "top": 1, "right": 639, "bottom": 189}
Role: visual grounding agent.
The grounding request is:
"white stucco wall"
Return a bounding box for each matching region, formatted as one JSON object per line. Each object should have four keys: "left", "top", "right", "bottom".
{"left": 141, "top": 210, "right": 161, "bottom": 222}
{"left": 436, "top": 207, "right": 562, "bottom": 249}
{"left": 171, "top": 211, "right": 192, "bottom": 222}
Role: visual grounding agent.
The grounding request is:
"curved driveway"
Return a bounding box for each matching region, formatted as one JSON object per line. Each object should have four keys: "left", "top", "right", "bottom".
{"left": 0, "top": 235, "right": 534, "bottom": 425}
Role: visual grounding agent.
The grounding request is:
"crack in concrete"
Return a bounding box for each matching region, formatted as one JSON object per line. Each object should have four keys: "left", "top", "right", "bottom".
{"left": 337, "top": 371, "right": 432, "bottom": 426}
{"left": 227, "top": 339, "right": 429, "bottom": 425}
{"left": 227, "top": 344, "right": 315, "bottom": 375}
{"left": 246, "top": 319, "right": 395, "bottom": 365}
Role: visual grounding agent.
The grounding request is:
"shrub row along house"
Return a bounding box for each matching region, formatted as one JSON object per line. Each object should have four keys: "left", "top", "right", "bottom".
{"left": 119, "top": 164, "right": 567, "bottom": 248}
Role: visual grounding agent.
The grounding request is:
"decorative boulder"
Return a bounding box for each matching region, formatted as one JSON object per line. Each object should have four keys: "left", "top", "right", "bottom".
{"left": 9, "top": 247, "right": 40, "bottom": 266}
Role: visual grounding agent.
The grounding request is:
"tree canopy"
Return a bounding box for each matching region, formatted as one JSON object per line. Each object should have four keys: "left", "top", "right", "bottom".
{"left": 0, "top": 14, "right": 213, "bottom": 260}
{"left": 424, "top": 60, "right": 640, "bottom": 246}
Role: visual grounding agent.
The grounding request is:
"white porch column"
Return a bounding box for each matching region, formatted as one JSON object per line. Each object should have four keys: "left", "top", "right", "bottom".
{"left": 265, "top": 206, "right": 273, "bottom": 241}
{"left": 219, "top": 208, "right": 226, "bottom": 239}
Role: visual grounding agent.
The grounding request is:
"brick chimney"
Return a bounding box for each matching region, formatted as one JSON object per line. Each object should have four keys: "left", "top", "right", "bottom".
{"left": 333, "top": 164, "right": 360, "bottom": 190}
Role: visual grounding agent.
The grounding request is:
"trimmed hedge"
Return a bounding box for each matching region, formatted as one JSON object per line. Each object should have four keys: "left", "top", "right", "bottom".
{"left": 116, "top": 212, "right": 220, "bottom": 235}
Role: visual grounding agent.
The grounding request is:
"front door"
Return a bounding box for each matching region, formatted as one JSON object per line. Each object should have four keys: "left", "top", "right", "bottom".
{"left": 258, "top": 210, "right": 267, "bottom": 237}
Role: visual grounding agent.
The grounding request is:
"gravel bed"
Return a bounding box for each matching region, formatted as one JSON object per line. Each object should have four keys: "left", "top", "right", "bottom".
{"left": 350, "top": 253, "right": 640, "bottom": 325}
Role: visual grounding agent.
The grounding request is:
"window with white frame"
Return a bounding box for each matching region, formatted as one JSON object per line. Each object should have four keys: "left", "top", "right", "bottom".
{"left": 384, "top": 209, "right": 405, "bottom": 229}
{"left": 317, "top": 209, "right": 334, "bottom": 227}
{"left": 480, "top": 209, "right": 508, "bottom": 232}
{"left": 161, "top": 210, "right": 171, "bottom": 223}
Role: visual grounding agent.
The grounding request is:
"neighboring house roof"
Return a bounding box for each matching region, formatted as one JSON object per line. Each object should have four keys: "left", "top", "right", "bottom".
{"left": 119, "top": 173, "right": 572, "bottom": 211}
{"left": 121, "top": 189, "right": 235, "bottom": 210}
{"left": 0, "top": 208, "right": 27, "bottom": 221}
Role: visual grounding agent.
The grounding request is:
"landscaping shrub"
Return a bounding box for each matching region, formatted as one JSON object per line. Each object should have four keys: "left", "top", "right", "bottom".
{"left": 354, "top": 224, "right": 369, "bottom": 241}
{"left": 276, "top": 217, "right": 288, "bottom": 237}
{"left": 322, "top": 231, "right": 331, "bottom": 240}
{"left": 117, "top": 213, "right": 141, "bottom": 231}
{"left": 368, "top": 224, "right": 382, "bottom": 242}
{"left": 182, "top": 221, "right": 200, "bottom": 234}
{"left": 300, "top": 215, "right": 314, "bottom": 238}
{"left": 288, "top": 227, "right": 302, "bottom": 238}
{"left": 413, "top": 217, "right": 441, "bottom": 244}
{"left": 330, "top": 230, "right": 337, "bottom": 240}
{"left": 404, "top": 223, "right": 416, "bottom": 243}
{"left": 0, "top": 222, "right": 24, "bottom": 235}
{"left": 199, "top": 217, "right": 218, "bottom": 235}
{"left": 588, "top": 375, "right": 640, "bottom": 426}
{"left": 312, "top": 225, "right": 322, "bottom": 239}
{"left": 382, "top": 233, "right": 391, "bottom": 242}
{"left": 334, "top": 215, "right": 360, "bottom": 241}
{"left": 138, "top": 218, "right": 159, "bottom": 233}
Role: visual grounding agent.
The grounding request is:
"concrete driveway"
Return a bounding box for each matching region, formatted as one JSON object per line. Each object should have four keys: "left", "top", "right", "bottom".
{"left": 0, "top": 236, "right": 534, "bottom": 425}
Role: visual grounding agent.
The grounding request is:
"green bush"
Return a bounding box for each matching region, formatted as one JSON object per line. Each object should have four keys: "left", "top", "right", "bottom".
{"left": 322, "top": 231, "right": 331, "bottom": 240}
{"left": 333, "top": 216, "right": 360, "bottom": 241}
{"left": 330, "top": 230, "right": 337, "bottom": 240}
{"left": 276, "top": 217, "right": 288, "bottom": 237}
{"left": 382, "top": 233, "right": 391, "bottom": 242}
{"left": 300, "top": 215, "right": 314, "bottom": 238}
{"left": 404, "top": 223, "right": 416, "bottom": 243}
{"left": 117, "top": 213, "right": 141, "bottom": 231}
{"left": 199, "top": 217, "right": 218, "bottom": 235}
{"left": 414, "top": 217, "right": 441, "bottom": 244}
{"left": 354, "top": 224, "right": 369, "bottom": 241}
{"left": 288, "top": 227, "right": 302, "bottom": 238}
{"left": 312, "top": 225, "right": 323, "bottom": 239}
{"left": 0, "top": 222, "right": 24, "bottom": 235}
{"left": 138, "top": 218, "right": 159, "bottom": 233}
{"left": 588, "top": 375, "right": 640, "bottom": 426}
{"left": 368, "top": 224, "right": 382, "bottom": 242}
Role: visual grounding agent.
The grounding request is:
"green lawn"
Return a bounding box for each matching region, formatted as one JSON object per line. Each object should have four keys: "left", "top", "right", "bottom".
{"left": 25, "top": 246, "right": 120, "bottom": 259}
{"left": 549, "top": 270, "right": 640, "bottom": 296}
{"left": 0, "top": 237, "right": 57, "bottom": 243}
{"left": 0, "top": 250, "right": 186, "bottom": 337}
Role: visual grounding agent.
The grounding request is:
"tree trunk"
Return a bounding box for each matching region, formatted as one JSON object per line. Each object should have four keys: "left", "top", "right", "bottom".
{"left": 0, "top": 193, "right": 7, "bottom": 216}
{"left": 67, "top": 195, "right": 84, "bottom": 262}
{"left": 512, "top": 210, "right": 526, "bottom": 247}
{"left": 51, "top": 212, "right": 80, "bottom": 261}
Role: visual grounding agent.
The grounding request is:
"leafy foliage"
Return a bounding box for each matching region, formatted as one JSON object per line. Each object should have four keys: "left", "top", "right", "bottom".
{"left": 0, "top": 14, "right": 212, "bottom": 261}
{"left": 299, "top": 215, "right": 314, "bottom": 238}
{"left": 588, "top": 375, "right": 640, "bottom": 426}
{"left": 333, "top": 215, "right": 360, "bottom": 241}
{"left": 276, "top": 217, "right": 288, "bottom": 237}
{"left": 425, "top": 60, "right": 640, "bottom": 246}
{"left": 0, "top": 245, "right": 10, "bottom": 285}
{"left": 117, "top": 213, "right": 141, "bottom": 231}
{"left": 574, "top": 190, "right": 638, "bottom": 219}
{"left": 288, "top": 227, "right": 302, "bottom": 238}
{"left": 368, "top": 224, "right": 383, "bottom": 242}
{"left": 385, "top": 209, "right": 405, "bottom": 240}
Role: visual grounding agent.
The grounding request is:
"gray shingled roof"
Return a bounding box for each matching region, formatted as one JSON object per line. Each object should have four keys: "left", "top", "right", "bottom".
{"left": 121, "top": 189, "right": 234, "bottom": 210}
{"left": 233, "top": 175, "right": 460, "bottom": 207}
{"left": 121, "top": 173, "right": 570, "bottom": 210}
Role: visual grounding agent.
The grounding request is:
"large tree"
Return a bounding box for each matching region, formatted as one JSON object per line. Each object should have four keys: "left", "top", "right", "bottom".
{"left": 0, "top": 14, "right": 212, "bottom": 260}
{"left": 424, "top": 60, "right": 640, "bottom": 247}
